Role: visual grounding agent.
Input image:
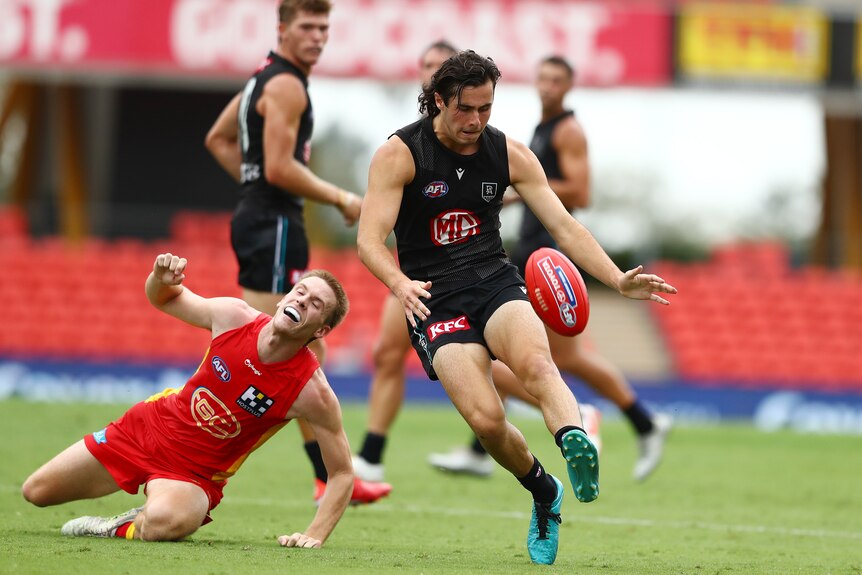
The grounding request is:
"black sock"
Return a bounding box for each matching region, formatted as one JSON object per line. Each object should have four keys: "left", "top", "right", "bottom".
{"left": 358, "top": 432, "right": 387, "bottom": 465}
{"left": 517, "top": 456, "right": 557, "bottom": 504}
{"left": 470, "top": 435, "right": 487, "bottom": 455}
{"left": 622, "top": 400, "right": 655, "bottom": 435}
{"left": 304, "top": 440, "right": 328, "bottom": 482}
{"left": 554, "top": 425, "right": 586, "bottom": 449}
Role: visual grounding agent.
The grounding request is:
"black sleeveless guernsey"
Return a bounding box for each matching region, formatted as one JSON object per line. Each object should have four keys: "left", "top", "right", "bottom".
{"left": 237, "top": 51, "right": 314, "bottom": 215}
{"left": 512, "top": 110, "right": 575, "bottom": 272}
{"left": 393, "top": 116, "right": 515, "bottom": 296}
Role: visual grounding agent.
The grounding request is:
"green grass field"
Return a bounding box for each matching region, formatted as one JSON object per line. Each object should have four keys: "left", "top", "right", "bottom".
{"left": 1, "top": 398, "right": 860, "bottom": 575}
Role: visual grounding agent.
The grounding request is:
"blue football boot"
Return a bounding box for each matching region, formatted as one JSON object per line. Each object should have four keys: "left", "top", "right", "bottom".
{"left": 527, "top": 475, "right": 563, "bottom": 565}
{"left": 561, "top": 428, "right": 599, "bottom": 502}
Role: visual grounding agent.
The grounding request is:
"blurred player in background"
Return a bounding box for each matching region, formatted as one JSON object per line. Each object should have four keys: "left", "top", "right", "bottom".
{"left": 205, "top": 0, "right": 388, "bottom": 504}
{"left": 23, "top": 253, "right": 353, "bottom": 548}
{"left": 429, "top": 55, "right": 672, "bottom": 482}
{"left": 351, "top": 40, "right": 458, "bottom": 482}
{"left": 358, "top": 50, "right": 676, "bottom": 564}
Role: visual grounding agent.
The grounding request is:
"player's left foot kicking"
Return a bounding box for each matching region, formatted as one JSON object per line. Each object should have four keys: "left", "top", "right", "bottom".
{"left": 561, "top": 428, "right": 599, "bottom": 502}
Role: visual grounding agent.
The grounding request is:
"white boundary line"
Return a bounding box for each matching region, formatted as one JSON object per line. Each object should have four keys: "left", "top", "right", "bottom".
{"left": 6, "top": 483, "right": 857, "bottom": 542}
{"left": 221, "top": 496, "right": 862, "bottom": 542}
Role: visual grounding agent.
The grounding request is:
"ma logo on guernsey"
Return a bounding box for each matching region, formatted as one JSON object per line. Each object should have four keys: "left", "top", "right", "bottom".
{"left": 427, "top": 315, "right": 471, "bottom": 342}
{"left": 431, "top": 209, "right": 479, "bottom": 246}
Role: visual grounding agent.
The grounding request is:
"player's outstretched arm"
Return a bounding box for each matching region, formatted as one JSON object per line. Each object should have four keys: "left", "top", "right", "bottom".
{"left": 280, "top": 369, "right": 352, "bottom": 548}
{"left": 145, "top": 253, "right": 257, "bottom": 334}
{"left": 508, "top": 139, "right": 676, "bottom": 303}
{"left": 358, "top": 138, "right": 431, "bottom": 327}
{"left": 617, "top": 265, "right": 677, "bottom": 305}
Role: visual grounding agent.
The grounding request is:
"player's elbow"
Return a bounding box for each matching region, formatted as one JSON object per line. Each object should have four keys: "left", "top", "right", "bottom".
{"left": 21, "top": 475, "right": 51, "bottom": 507}
{"left": 356, "top": 233, "right": 373, "bottom": 266}
{"left": 263, "top": 163, "right": 292, "bottom": 189}
{"left": 203, "top": 129, "right": 223, "bottom": 155}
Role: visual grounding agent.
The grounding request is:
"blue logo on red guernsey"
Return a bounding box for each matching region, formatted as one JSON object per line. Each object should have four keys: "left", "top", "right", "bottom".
{"left": 211, "top": 356, "right": 231, "bottom": 382}
{"left": 92, "top": 428, "right": 107, "bottom": 444}
{"left": 422, "top": 180, "right": 449, "bottom": 198}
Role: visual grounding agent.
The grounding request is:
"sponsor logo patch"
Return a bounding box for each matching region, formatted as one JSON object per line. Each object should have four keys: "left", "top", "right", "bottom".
{"left": 538, "top": 256, "right": 579, "bottom": 328}
{"left": 93, "top": 428, "right": 107, "bottom": 444}
{"left": 237, "top": 386, "right": 274, "bottom": 418}
{"left": 244, "top": 359, "right": 262, "bottom": 376}
{"left": 191, "top": 387, "right": 241, "bottom": 439}
{"left": 481, "top": 182, "right": 498, "bottom": 202}
{"left": 427, "top": 315, "right": 471, "bottom": 342}
{"left": 431, "top": 209, "right": 479, "bottom": 246}
{"left": 211, "top": 356, "right": 231, "bottom": 382}
{"left": 422, "top": 180, "right": 449, "bottom": 198}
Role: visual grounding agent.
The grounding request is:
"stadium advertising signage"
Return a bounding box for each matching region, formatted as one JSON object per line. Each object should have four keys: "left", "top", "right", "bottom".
{"left": 0, "top": 0, "right": 671, "bottom": 85}
{"left": 677, "top": 4, "right": 829, "bottom": 84}
{"left": 858, "top": 18, "right": 862, "bottom": 83}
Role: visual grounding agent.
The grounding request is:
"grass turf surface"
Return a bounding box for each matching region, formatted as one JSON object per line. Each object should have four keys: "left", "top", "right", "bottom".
{"left": 1, "top": 399, "right": 860, "bottom": 574}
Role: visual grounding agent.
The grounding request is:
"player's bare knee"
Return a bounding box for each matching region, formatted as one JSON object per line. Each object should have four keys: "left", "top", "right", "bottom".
{"left": 138, "top": 509, "right": 199, "bottom": 542}
{"left": 372, "top": 343, "right": 406, "bottom": 372}
{"left": 515, "top": 353, "right": 559, "bottom": 392}
{"left": 467, "top": 410, "right": 506, "bottom": 442}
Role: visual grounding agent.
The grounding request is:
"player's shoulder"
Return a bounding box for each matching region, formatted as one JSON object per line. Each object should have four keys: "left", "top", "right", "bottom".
{"left": 554, "top": 114, "right": 587, "bottom": 145}
{"left": 262, "top": 73, "right": 308, "bottom": 104}
{"left": 505, "top": 134, "right": 534, "bottom": 161}
{"left": 288, "top": 368, "right": 340, "bottom": 421}
{"left": 374, "top": 133, "right": 413, "bottom": 164}
{"left": 211, "top": 297, "right": 260, "bottom": 333}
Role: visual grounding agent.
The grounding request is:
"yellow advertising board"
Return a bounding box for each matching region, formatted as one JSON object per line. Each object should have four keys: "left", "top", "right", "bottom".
{"left": 679, "top": 4, "right": 829, "bottom": 83}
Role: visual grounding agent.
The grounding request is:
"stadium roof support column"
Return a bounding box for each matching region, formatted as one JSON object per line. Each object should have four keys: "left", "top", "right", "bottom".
{"left": 813, "top": 114, "right": 862, "bottom": 270}
{"left": 57, "top": 84, "right": 89, "bottom": 242}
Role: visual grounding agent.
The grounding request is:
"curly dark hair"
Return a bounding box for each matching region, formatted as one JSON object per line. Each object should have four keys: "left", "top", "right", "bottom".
{"left": 419, "top": 50, "right": 502, "bottom": 118}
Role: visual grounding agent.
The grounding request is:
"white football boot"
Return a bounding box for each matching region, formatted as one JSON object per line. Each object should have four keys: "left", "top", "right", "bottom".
{"left": 633, "top": 413, "right": 673, "bottom": 481}
{"left": 61, "top": 506, "right": 143, "bottom": 537}
{"left": 428, "top": 446, "right": 495, "bottom": 476}
{"left": 352, "top": 454, "right": 385, "bottom": 483}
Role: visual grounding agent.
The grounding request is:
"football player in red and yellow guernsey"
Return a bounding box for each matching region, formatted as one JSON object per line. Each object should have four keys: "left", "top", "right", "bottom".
{"left": 23, "top": 253, "right": 354, "bottom": 548}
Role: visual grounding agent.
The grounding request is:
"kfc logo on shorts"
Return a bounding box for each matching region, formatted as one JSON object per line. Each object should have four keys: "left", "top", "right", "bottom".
{"left": 432, "top": 209, "right": 480, "bottom": 246}
{"left": 211, "top": 356, "right": 231, "bottom": 382}
{"left": 427, "top": 315, "right": 471, "bottom": 342}
{"left": 423, "top": 180, "right": 449, "bottom": 198}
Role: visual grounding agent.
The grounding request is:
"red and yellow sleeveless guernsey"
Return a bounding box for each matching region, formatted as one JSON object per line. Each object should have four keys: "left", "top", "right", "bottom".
{"left": 133, "top": 313, "right": 319, "bottom": 482}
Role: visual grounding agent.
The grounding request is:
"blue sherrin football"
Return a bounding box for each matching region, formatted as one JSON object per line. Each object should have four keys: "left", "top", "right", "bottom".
{"left": 524, "top": 247, "right": 589, "bottom": 336}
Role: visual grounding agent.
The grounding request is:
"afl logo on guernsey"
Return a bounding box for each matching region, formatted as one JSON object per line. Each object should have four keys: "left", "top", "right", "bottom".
{"left": 211, "top": 356, "right": 231, "bottom": 382}
{"left": 423, "top": 181, "right": 449, "bottom": 198}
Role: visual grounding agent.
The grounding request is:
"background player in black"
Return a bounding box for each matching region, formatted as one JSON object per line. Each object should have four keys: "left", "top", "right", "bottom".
{"left": 205, "top": 0, "right": 388, "bottom": 505}
{"left": 351, "top": 40, "right": 459, "bottom": 483}
{"left": 430, "top": 55, "right": 671, "bottom": 482}
{"left": 358, "top": 50, "right": 677, "bottom": 564}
